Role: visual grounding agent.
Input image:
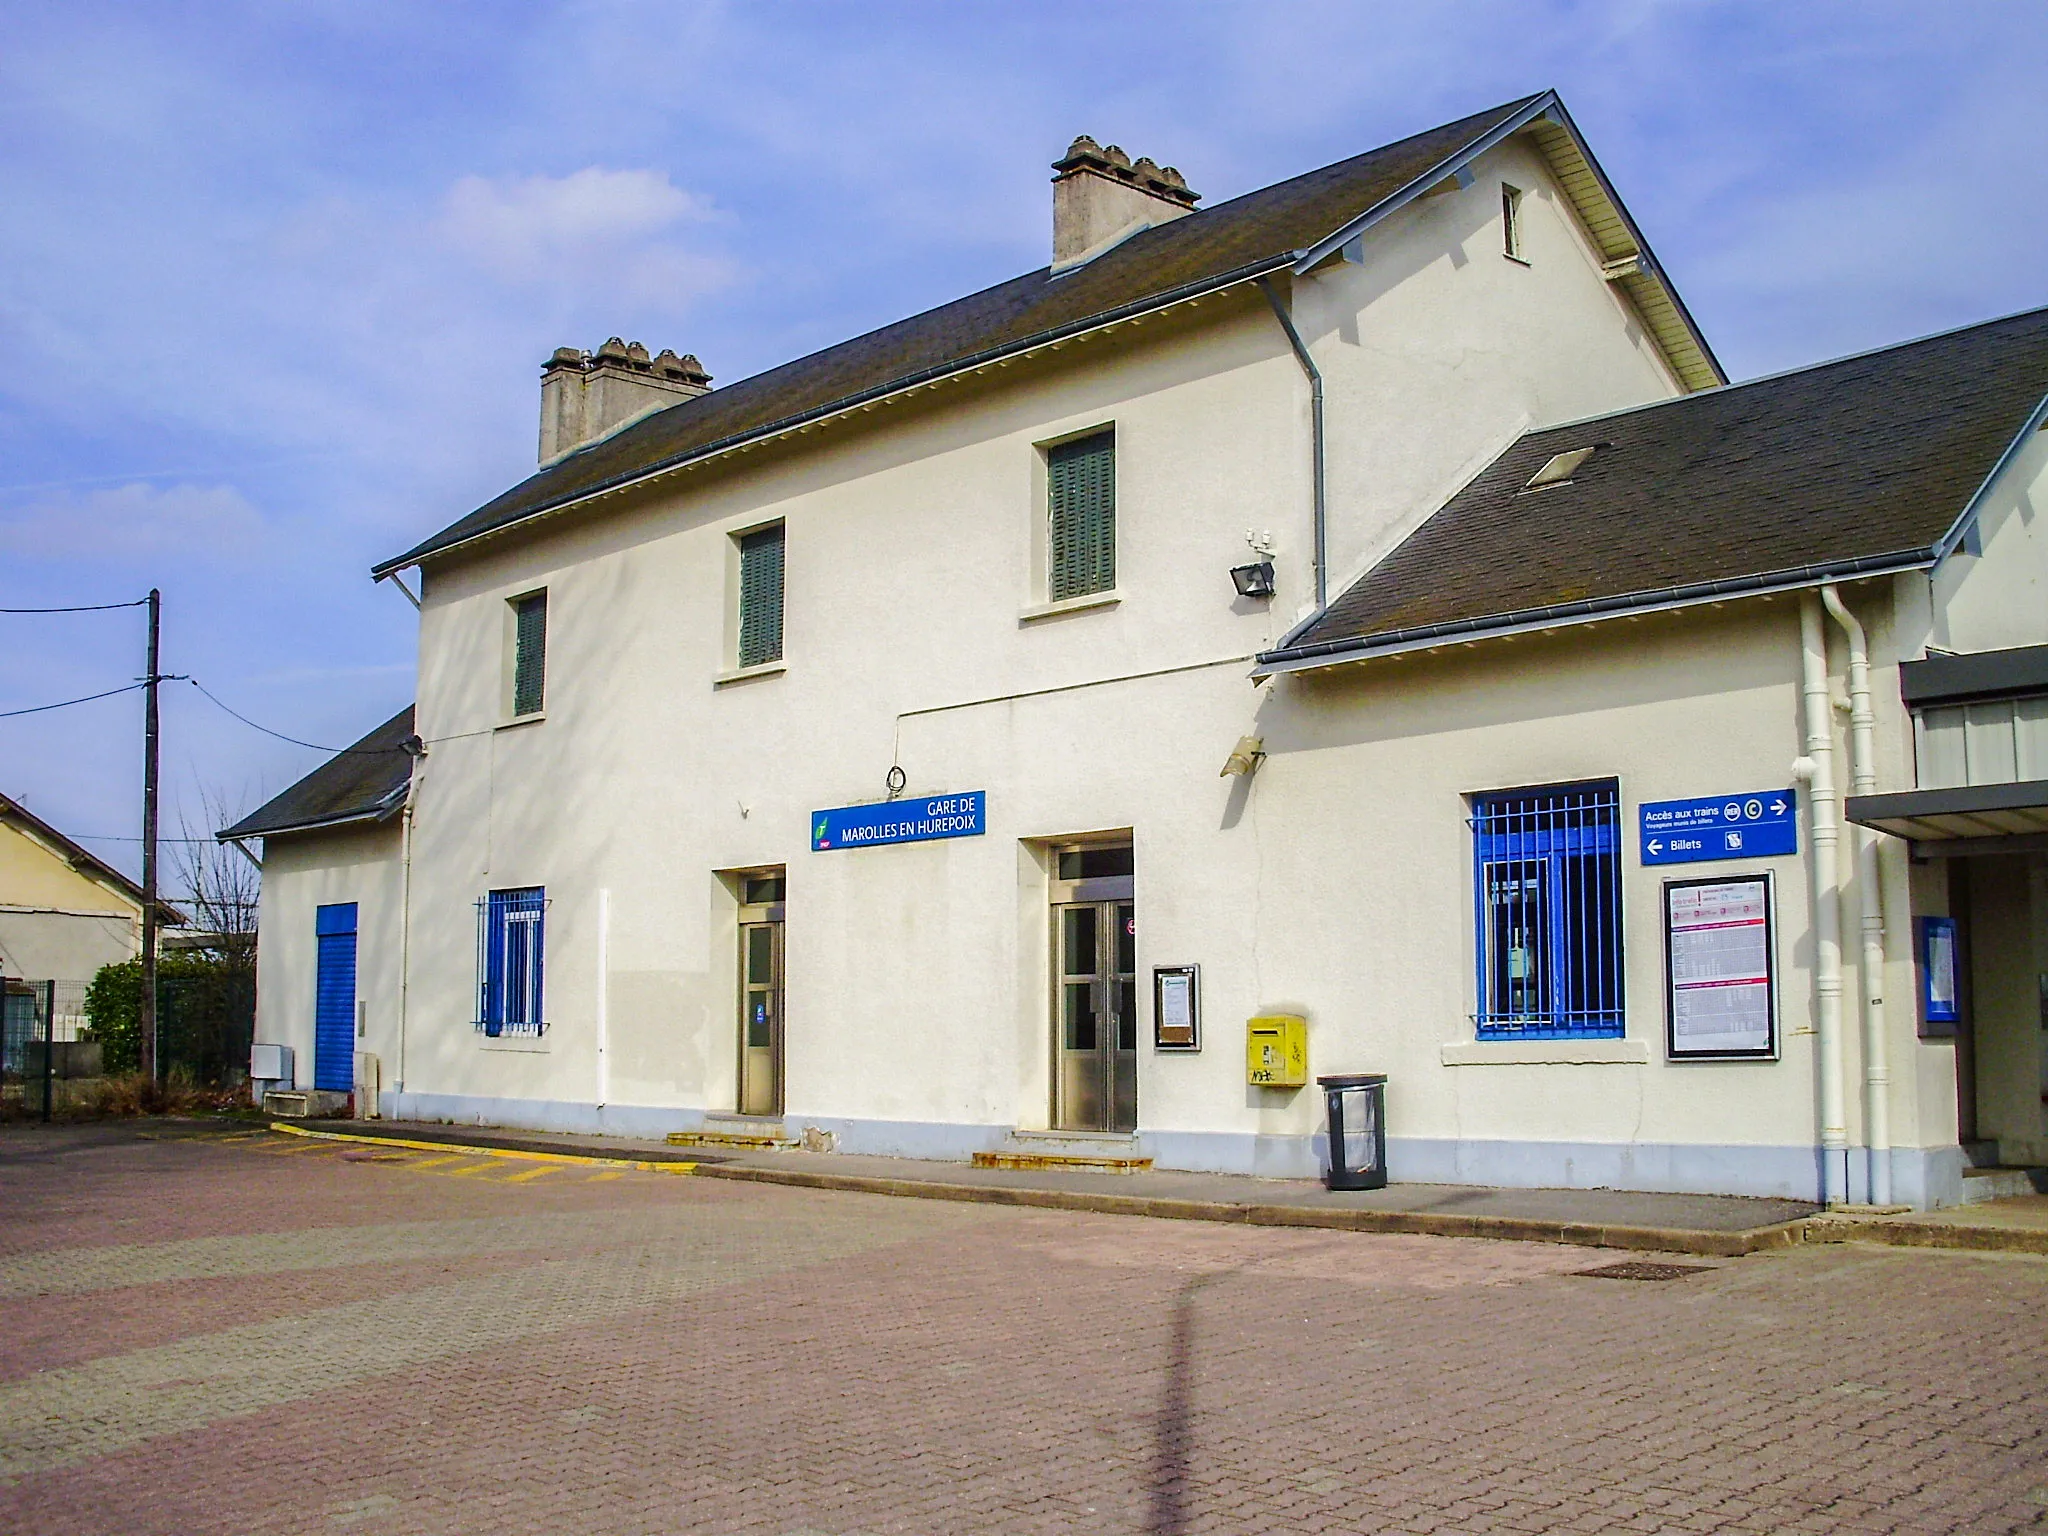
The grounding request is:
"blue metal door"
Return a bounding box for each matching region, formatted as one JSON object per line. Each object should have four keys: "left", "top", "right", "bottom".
{"left": 314, "top": 903, "right": 358, "bottom": 1093}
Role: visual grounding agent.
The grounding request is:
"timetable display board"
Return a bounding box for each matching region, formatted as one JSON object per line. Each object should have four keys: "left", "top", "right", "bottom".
{"left": 1663, "top": 875, "right": 1778, "bottom": 1060}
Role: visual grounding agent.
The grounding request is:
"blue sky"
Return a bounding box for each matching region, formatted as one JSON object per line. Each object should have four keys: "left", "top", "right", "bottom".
{"left": 3, "top": 1, "right": 2045, "bottom": 891}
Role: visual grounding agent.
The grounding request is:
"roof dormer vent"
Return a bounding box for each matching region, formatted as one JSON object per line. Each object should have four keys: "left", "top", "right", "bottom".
{"left": 1521, "top": 445, "right": 1600, "bottom": 493}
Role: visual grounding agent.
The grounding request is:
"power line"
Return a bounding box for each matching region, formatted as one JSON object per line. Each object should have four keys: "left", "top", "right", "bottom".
{"left": 186, "top": 678, "right": 397, "bottom": 755}
{"left": 64, "top": 833, "right": 227, "bottom": 844}
{"left": 0, "top": 682, "right": 148, "bottom": 719}
{"left": 0, "top": 597, "right": 149, "bottom": 613}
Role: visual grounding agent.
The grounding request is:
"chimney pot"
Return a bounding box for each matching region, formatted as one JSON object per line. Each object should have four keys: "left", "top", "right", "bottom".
{"left": 539, "top": 338, "right": 711, "bottom": 464}
{"left": 1051, "top": 135, "right": 1200, "bottom": 268}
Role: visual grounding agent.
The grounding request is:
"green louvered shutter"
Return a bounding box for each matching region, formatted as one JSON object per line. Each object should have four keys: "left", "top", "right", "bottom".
{"left": 512, "top": 592, "right": 547, "bottom": 716}
{"left": 738, "top": 523, "right": 785, "bottom": 667}
{"left": 1048, "top": 431, "right": 1115, "bottom": 600}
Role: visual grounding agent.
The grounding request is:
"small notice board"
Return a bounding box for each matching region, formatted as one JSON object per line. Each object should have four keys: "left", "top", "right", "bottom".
{"left": 1152, "top": 965, "right": 1200, "bottom": 1051}
{"left": 1663, "top": 874, "right": 1778, "bottom": 1060}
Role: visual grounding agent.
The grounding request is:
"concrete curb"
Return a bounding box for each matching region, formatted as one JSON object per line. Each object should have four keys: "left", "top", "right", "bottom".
{"left": 682, "top": 1161, "right": 1808, "bottom": 1257}
{"left": 257, "top": 1123, "right": 2046, "bottom": 1259}
{"left": 1799, "top": 1216, "right": 2048, "bottom": 1257}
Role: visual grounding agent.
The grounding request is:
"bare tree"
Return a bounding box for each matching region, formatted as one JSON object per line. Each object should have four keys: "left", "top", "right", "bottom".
{"left": 172, "top": 786, "right": 259, "bottom": 972}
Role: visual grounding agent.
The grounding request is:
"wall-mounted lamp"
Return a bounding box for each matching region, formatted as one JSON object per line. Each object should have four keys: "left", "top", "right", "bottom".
{"left": 1230, "top": 561, "right": 1276, "bottom": 600}
{"left": 1220, "top": 735, "right": 1266, "bottom": 777}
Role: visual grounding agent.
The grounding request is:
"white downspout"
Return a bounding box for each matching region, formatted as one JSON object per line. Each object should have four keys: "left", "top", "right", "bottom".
{"left": 396, "top": 794, "right": 414, "bottom": 1102}
{"left": 1797, "top": 594, "right": 1849, "bottom": 1205}
{"left": 596, "top": 887, "right": 610, "bottom": 1116}
{"left": 1822, "top": 585, "right": 1892, "bottom": 1206}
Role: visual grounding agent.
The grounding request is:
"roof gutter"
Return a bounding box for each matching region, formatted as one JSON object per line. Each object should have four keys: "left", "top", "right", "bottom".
{"left": 1295, "top": 92, "right": 1560, "bottom": 272}
{"left": 1253, "top": 549, "right": 1933, "bottom": 677}
{"left": 372, "top": 254, "right": 1299, "bottom": 580}
{"left": 1929, "top": 388, "right": 2048, "bottom": 565}
{"left": 217, "top": 784, "right": 410, "bottom": 844}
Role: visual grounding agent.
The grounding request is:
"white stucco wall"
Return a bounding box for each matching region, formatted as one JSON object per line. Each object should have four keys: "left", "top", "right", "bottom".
{"left": 253, "top": 824, "right": 404, "bottom": 1094}
{"left": 1930, "top": 424, "right": 2048, "bottom": 655}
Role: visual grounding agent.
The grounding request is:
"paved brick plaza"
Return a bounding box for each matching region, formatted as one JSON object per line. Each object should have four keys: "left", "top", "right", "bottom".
{"left": 1, "top": 1125, "right": 2043, "bottom": 1535}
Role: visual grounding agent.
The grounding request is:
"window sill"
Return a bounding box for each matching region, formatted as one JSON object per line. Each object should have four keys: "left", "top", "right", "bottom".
{"left": 496, "top": 712, "right": 545, "bottom": 732}
{"left": 714, "top": 660, "right": 787, "bottom": 688}
{"left": 1440, "top": 1038, "right": 1648, "bottom": 1066}
{"left": 1020, "top": 589, "right": 1122, "bottom": 624}
{"left": 478, "top": 1031, "right": 551, "bottom": 1053}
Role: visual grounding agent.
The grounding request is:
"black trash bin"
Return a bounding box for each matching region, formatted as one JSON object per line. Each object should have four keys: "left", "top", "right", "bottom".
{"left": 1319, "top": 1073, "right": 1388, "bottom": 1190}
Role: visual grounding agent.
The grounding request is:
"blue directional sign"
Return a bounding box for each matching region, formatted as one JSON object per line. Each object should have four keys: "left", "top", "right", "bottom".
{"left": 811, "top": 791, "right": 986, "bottom": 852}
{"left": 1640, "top": 789, "right": 1797, "bottom": 865}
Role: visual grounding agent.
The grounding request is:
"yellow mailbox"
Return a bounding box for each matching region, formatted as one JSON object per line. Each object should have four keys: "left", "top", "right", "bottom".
{"left": 1246, "top": 1015, "right": 1308, "bottom": 1087}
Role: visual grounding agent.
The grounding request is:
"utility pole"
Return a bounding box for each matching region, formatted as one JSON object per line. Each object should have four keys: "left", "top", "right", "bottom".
{"left": 139, "top": 588, "right": 161, "bottom": 1086}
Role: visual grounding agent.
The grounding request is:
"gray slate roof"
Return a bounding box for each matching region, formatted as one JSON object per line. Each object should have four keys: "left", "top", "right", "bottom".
{"left": 219, "top": 706, "right": 414, "bottom": 841}
{"left": 1263, "top": 305, "right": 2048, "bottom": 668}
{"left": 381, "top": 92, "right": 1708, "bottom": 577}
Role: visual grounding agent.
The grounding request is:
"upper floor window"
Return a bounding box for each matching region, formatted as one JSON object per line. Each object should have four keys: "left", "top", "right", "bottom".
{"left": 1048, "top": 430, "right": 1116, "bottom": 601}
{"left": 510, "top": 590, "right": 547, "bottom": 717}
{"left": 1501, "top": 183, "right": 1526, "bottom": 262}
{"left": 1471, "top": 781, "right": 1623, "bottom": 1040}
{"left": 476, "top": 886, "right": 546, "bottom": 1037}
{"left": 737, "top": 522, "right": 785, "bottom": 668}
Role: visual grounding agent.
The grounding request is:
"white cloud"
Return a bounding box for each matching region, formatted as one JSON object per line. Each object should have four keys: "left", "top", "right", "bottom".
{"left": 437, "top": 166, "right": 729, "bottom": 303}
{"left": 0, "top": 481, "right": 267, "bottom": 562}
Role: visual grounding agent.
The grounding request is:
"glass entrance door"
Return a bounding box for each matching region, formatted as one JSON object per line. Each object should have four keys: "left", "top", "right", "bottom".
{"left": 739, "top": 920, "right": 783, "bottom": 1114}
{"left": 1054, "top": 899, "right": 1137, "bottom": 1132}
{"left": 736, "top": 872, "right": 785, "bottom": 1117}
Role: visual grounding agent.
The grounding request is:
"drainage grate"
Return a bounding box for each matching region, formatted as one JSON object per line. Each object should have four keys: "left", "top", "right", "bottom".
{"left": 1571, "top": 1260, "right": 1716, "bottom": 1282}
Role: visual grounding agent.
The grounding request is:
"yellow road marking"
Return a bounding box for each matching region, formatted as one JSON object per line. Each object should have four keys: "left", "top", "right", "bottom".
{"left": 503, "top": 1165, "right": 557, "bottom": 1183}
{"left": 406, "top": 1155, "right": 476, "bottom": 1172}
{"left": 264, "top": 1122, "right": 696, "bottom": 1176}
{"left": 585, "top": 1171, "right": 623, "bottom": 1182}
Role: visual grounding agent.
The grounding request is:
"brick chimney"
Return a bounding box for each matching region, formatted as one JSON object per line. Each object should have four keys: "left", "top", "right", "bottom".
{"left": 539, "top": 339, "right": 711, "bottom": 464}
{"left": 1051, "top": 136, "right": 1199, "bottom": 269}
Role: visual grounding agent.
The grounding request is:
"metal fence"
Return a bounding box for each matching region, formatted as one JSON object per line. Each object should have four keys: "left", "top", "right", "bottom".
{"left": 2, "top": 979, "right": 90, "bottom": 1064}
{"left": 2, "top": 979, "right": 94, "bottom": 1116}
{"left": 156, "top": 971, "right": 256, "bottom": 1088}
{"left": 1, "top": 971, "right": 253, "bottom": 1108}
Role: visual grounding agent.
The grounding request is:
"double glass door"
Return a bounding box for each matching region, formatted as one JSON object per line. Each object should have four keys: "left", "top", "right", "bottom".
{"left": 1054, "top": 899, "right": 1137, "bottom": 1132}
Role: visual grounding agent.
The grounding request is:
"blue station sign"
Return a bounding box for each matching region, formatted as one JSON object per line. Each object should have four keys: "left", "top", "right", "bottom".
{"left": 811, "top": 791, "right": 986, "bottom": 852}
{"left": 1640, "top": 789, "right": 1798, "bottom": 865}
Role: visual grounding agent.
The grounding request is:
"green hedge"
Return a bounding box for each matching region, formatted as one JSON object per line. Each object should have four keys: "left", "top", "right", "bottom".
{"left": 84, "top": 954, "right": 254, "bottom": 1080}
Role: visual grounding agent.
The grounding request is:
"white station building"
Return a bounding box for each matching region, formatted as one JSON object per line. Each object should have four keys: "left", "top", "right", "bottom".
{"left": 224, "top": 92, "right": 2048, "bottom": 1208}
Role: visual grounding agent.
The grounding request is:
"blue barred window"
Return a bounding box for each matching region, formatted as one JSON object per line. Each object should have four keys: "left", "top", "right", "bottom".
{"left": 476, "top": 888, "right": 546, "bottom": 1036}
{"left": 1471, "top": 782, "right": 1623, "bottom": 1039}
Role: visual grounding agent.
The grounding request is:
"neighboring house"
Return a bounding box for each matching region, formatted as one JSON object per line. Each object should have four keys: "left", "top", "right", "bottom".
{"left": 0, "top": 792, "right": 184, "bottom": 985}
{"left": 1, "top": 792, "right": 186, "bottom": 1054}
{"left": 230, "top": 90, "right": 2048, "bottom": 1206}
